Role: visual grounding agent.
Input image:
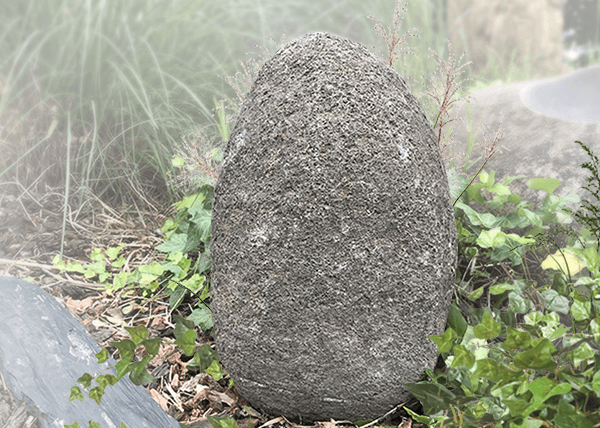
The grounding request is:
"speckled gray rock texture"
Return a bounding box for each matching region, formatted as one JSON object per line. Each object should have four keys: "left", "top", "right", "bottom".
{"left": 0, "top": 276, "right": 179, "bottom": 428}
{"left": 211, "top": 32, "right": 458, "bottom": 422}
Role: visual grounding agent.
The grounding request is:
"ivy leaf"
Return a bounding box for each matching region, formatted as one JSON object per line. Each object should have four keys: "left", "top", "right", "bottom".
{"left": 404, "top": 382, "right": 456, "bottom": 415}
{"left": 568, "top": 341, "right": 595, "bottom": 367}
{"left": 513, "top": 339, "right": 557, "bottom": 370}
{"left": 590, "top": 317, "right": 600, "bottom": 345}
{"left": 508, "top": 290, "right": 532, "bottom": 313}
{"left": 111, "top": 339, "right": 135, "bottom": 363}
{"left": 461, "top": 326, "right": 489, "bottom": 360}
{"left": 89, "top": 385, "right": 105, "bottom": 405}
{"left": 474, "top": 358, "right": 518, "bottom": 383}
{"left": 105, "top": 244, "right": 126, "bottom": 260}
{"left": 445, "top": 366, "right": 472, "bottom": 391}
{"left": 468, "top": 286, "right": 485, "bottom": 301}
{"left": 429, "top": 327, "right": 457, "bottom": 353}
{"left": 570, "top": 290, "right": 592, "bottom": 321}
{"left": 156, "top": 233, "right": 188, "bottom": 253}
{"left": 450, "top": 345, "right": 475, "bottom": 369}
{"left": 129, "top": 355, "right": 155, "bottom": 385}
{"left": 174, "top": 315, "right": 196, "bottom": 337}
{"left": 541, "top": 250, "right": 587, "bottom": 275}
{"left": 474, "top": 311, "right": 501, "bottom": 340}
{"left": 403, "top": 407, "right": 432, "bottom": 425}
{"left": 591, "top": 371, "right": 600, "bottom": 392}
{"left": 527, "top": 177, "right": 561, "bottom": 195}
{"left": 188, "top": 306, "right": 214, "bottom": 331}
{"left": 188, "top": 204, "right": 212, "bottom": 242}
{"left": 447, "top": 303, "right": 468, "bottom": 338}
{"left": 124, "top": 325, "right": 149, "bottom": 346}
{"left": 115, "top": 358, "right": 134, "bottom": 380}
{"left": 541, "top": 289, "right": 570, "bottom": 315}
{"left": 477, "top": 228, "right": 535, "bottom": 248}
{"left": 69, "top": 386, "right": 84, "bottom": 402}
{"left": 454, "top": 202, "right": 500, "bottom": 228}
{"left": 76, "top": 373, "right": 93, "bottom": 389}
{"left": 555, "top": 399, "right": 594, "bottom": 428}
{"left": 182, "top": 274, "right": 206, "bottom": 293}
{"left": 175, "top": 329, "right": 197, "bottom": 356}
{"left": 142, "top": 337, "right": 162, "bottom": 356}
{"left": 96, "top": 374, "right": 118, "bottom": 389}
{"left": 207, "top": 415, "right": 237, "bottom": 428}
{"left": 502, "top": 327, "right": 532, "bottom": 351}
{"left": 169, "top": 285, "right": 187, "bottom": 311}
{"left": 95, "top": 348, "right": 109, "bottom": 364}
{"left": 489, "top": 283, "right": 517, "bottom": 295}
{"left": 524, "top": 377, "right": 571, "bottom": 417}
{"left": 137, "top": 262, "right": 164, "bottom": 284}
{"left": 194, "top": 344, "right": 220, "bottom": 371}
{"left": 205, "top": 360, "right": 223, "bottom": 381}
{"left": 504, "top": 398, "right": 531, "bottom": 417}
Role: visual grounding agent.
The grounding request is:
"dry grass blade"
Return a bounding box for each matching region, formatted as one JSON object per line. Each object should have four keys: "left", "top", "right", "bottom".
{"left": 169, "top": 126, "right": 223, "bottom": 192}
{"left": 418, "top": 39, "right": 473, "bottom": 160}
{"left": 368, "top": 1, "right": 421, "bottom": 67}
{"left": 452, "top": 116, "right": 504, "bottom": 207}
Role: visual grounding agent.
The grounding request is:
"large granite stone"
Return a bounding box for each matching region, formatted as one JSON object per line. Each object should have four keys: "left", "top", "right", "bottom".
{"left": 0, "top": 276, "right": 179, "bottom": 428}
{"left": 211, "top": 32, "right": 458, "bottom": 422}
{"left": 449, "top": 65, "right": 600, "bottom": 203}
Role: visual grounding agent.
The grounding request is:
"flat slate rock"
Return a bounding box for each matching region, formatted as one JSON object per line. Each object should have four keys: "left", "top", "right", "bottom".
{"left": 0, "top": 276, "right": 179, "bottom": 428}
{"left": 449, "top": 65, "right": 600, "bottom": 204}
{"left": 211, "top": 32, "right": 457, "bottom": 422}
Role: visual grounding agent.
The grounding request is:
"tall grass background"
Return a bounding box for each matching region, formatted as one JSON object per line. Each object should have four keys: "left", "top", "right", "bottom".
{"left": 1, "top": 0, "right": 599, "bottom": 211}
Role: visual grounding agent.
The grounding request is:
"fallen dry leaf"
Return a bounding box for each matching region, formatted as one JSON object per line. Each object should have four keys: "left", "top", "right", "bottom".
{"left": 398, "top": 418, "right": 412, "bottom": 428}
{"left": 259, "top": 416, "right": 284, "bottom": 428}
{"left": 65, "top": 296, "right": 95, "bottom": 314}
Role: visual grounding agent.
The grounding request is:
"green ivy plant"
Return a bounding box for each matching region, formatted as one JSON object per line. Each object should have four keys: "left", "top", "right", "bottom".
{"left": 56, "top": 185, "right": 218, "bottom": 428}
{"left": 53, "top": 184, "right": 213, "bottom": 313}
{"left": 65, "top": 316, "right": 222, "bottom": 428}
{"left": 405, "top": 141, "right": 600, "bottom": 427}
{"left": 564, "top": 140, "right": 600, "bottom": 253}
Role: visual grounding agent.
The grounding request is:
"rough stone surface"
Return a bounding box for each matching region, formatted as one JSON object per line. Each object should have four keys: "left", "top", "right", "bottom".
{"left": 447, "top": 0, "right": 570, "bottom": 77}
{"left": 449, "top": 65, "right": 600, "bottom": 203}
{"left": 211, "top": 32, "right": 457, "bottom": 422}
{"left": 0, "top": 276, "right": 179, "bottom": 428}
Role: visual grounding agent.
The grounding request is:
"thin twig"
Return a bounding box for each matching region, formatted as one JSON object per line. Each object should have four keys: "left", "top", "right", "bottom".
{"left": 368, "top": 1, "right": 421, "bottom": 66}
{"left": 360, "top": 403, "right": 405, "bottom": 428}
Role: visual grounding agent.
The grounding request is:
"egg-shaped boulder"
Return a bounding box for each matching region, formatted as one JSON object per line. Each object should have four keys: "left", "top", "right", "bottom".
{"left": 211, "top": 32, "right": 457, "bottom": 422}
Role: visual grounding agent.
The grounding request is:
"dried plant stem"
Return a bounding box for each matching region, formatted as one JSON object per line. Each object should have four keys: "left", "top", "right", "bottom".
{"left": 452, "top": 119, "right": 503, "bottom": 206}
{"left": 368, "top": 1, "right": 421, "bottom": 66}
{"left": 417, "top": 39, "right": 474, "bottom": 161}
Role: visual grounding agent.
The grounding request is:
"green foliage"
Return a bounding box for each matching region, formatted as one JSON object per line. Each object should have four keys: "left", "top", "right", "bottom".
{"left": 453, "top": 169, "right": 578, "bottom": 273}
{"left": 53, "top": 185, "right": 213, "bottom": 311}
{"left": 64, "top": 422, "right": 123, "bottom": 428}
{"left": 58, "top": 183, "right": 218, "bottom": 428}
{"left": 67, "top": 316, "right": 222, "bottom": 428}
{"left": 208, "top": 415, "right": 238, "bottom": 428}
{"left": 563, "top": 141, "right": 600, "bottom": 252}
{"left": 406, "top": 143, "right": 600, "bottom": 427}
